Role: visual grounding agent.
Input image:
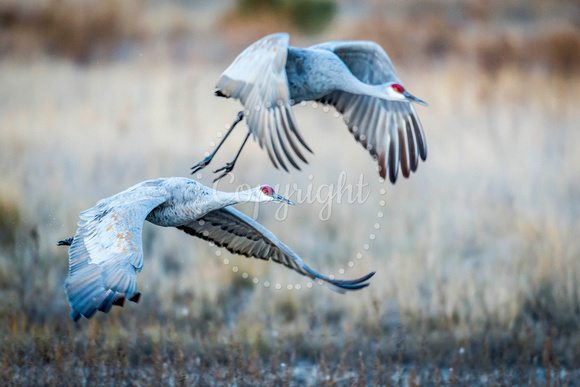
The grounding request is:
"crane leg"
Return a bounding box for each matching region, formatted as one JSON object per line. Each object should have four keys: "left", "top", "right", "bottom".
{"left": 212, "top": 130, "right": 251, "bottom": 182}
{"left": 191, "top": 111, "right": 244, "bottom": 174}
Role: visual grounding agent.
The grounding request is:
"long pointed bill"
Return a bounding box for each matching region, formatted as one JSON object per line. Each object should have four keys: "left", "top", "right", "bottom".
{"left": 273, "top": 193, "right": 294, "bottom": 205}
{"left": 403, "top": 91, "right": 428, "bottom": 107}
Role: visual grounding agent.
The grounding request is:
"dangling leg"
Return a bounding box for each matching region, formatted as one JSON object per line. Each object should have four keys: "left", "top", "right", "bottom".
{"left": 213, "top": 131, "right": 251, "bottom": 182}
{"left": 191, "top": 111, "right": 244, "bottom": 174}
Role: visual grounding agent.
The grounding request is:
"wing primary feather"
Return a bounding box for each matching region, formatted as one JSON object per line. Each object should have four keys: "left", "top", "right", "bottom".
{"left": 388, "top": 114, "right": 400, "bottom": 184}
{"left": 285, "top": 108, "right": 313, "bottom": 154}
{"left": 398, "top": 126, "right": 410, "bottom": 178}
{"left": 406, "top": 117, "right": 419, "bottom": 172}
{"left": 301, "top": 264, "right": 375, "bottom": 291}
{"left": 395, "top": 107, "right": 410, "bottom": 179}
{"left": 365, "top": 99, "right": 382, "bottom": 157}
{"left": 378, "top": 151, "right": 387, "bottom": 179}
{"left": 261, "top": 116, "right": 280, "bottom": 169}
{"left": 268, "top": 112, "right": 289, "bottom": 171}
{"left": 328, "top": 270, "right": 375, "bottom": 285}
{"left": 410, "top": 113, "right": 427, "bottom": 161}
{"left": 274, "top": 108, "right": 301, "bottom": 170}
{"left": 279, "top": 107, "right": 308, "bottom": 163}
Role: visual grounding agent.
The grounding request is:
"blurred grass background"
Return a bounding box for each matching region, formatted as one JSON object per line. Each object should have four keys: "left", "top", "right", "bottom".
{"left": 1, "top": 0, "right": 580, "bottom": 384}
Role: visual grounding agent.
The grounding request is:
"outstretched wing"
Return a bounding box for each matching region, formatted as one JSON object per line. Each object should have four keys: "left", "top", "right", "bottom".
{"left": 178, "top": 207, "right": 375, "bottom": 292}
{"left": 216, "top": 32, "right": 312, "bottom": 171}
{"left": 64, "top": 180, "right": 171, "bottom": 322}
{"left": 311, "top": 41, "right": 427, "bottom": 183}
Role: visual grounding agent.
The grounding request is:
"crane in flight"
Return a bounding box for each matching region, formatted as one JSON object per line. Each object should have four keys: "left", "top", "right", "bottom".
{"left": 192, "top": 32, "right": 428, "bottom": 184}
{"left": 58, "top": 177, "right": 375, "bottom": 321}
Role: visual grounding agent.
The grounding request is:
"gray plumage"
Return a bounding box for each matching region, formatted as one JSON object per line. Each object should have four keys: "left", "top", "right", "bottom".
{"left": 59, "top": 177, "right": 375, "bottom": 322}
{"left": 215, "top": 32, "right": 428, "bottom": 183}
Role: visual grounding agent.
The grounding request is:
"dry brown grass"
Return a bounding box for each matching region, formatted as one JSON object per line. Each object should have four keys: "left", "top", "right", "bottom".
{"left": 349, "top": 0, "right": 580, "bottom": 77}
{"left": 1, "top": 0, "right": 580, "bottom": 385}
{"left": 0, "top": 0, "right": 144, "bottom": 63}
{"left": 474, "top": 27, "right": 580, "bottom": 77}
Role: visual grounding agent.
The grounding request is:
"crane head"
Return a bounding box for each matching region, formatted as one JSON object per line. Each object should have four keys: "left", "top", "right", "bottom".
{"left": 259, "top": 185, "right": 294, "bottom": 205}
{"left": 386, "top": 83, "right": 428, "bottom": 106}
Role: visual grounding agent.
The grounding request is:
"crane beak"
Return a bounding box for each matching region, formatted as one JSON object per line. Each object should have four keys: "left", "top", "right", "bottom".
{"left": 273, "top": 193, "right": 294, "bottom": 205}
{"left": 403, "top": 91, "right": 428, "bottom": 107}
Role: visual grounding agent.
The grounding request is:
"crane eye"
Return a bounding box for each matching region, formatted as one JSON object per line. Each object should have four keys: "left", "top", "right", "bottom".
{"left": 392, "top": 84, "right": 404, "bottom": 93}
{"left": 261, "top": 186, "right": 273, "bottom": 196}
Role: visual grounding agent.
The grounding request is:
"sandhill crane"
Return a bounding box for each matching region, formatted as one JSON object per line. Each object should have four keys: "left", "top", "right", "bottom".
{"left": 58, "top": 177, "right": 375, "bottom": 321}
{"left": 192, "top": 32, "right": 428, "bottom": 184}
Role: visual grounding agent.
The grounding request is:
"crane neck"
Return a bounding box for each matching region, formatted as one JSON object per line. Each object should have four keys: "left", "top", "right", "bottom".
{"left": 338, "top": 76, "right": 388, "bottom": 100}
{"left": 207, "top": 188, "right": 262, "bottom": 212}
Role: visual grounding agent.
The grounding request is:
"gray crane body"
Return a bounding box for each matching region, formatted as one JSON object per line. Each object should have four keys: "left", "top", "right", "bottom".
{"left": 145, "top": 179, "right": 229, "bottom": 226}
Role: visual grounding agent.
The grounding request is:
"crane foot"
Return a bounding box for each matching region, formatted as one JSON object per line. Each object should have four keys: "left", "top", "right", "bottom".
{"left": 191, "top": 155, "right": 213, "bottom": 174}
{"left": 213, "top": 162, "right": 235, "bottom": 182}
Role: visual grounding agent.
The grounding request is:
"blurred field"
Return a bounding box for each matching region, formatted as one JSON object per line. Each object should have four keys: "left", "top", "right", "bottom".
{"left": 1, "top": 0, "right": 580, "bottom": 385}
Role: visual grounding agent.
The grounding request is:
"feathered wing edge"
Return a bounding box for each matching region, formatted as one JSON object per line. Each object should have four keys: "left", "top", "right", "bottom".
{"left": 62, "top": 181, "right": 170, "bottom": 322}
{"left": 64, "top": 232, "right": 138, "bottom": 322}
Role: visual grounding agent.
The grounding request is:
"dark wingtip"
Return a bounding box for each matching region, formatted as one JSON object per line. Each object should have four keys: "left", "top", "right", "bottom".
{"left": 378, "top": 167, "right": 385, "bottom": 179}
{"left": 378, "top": 153, "right": 387, "bottom": 179}
{"left": 70, "top": 311, "right": 81, "bottom": 322}
{"left": 398, "top": 128, "right": 410, "bottom": 179}
{"left": 359, "top": 271, "right": 376, "bottom": 282}
{"left": 215, "top": 90, "right": 228, "bottom": 98}
{"left": 410, "top": 115, "right": 427, "bottom": 161}
{"left": 329, "top": 271, "right": 376, "bottom": 291}
{"left": 332, "top": 271, "right": 376, "bottom": 286}
{"left": 388, "top": 140, "right": 399, "bottom": 184}
{"left": 335, "top": 281, "right": 370, "bottom": 291}
{"left": 57, "top": 237, "right": 74, "bottom": 246}
{"left": 129, "top": 292, "right": 141, "bottom": 304}
{"left": 112, "top": 296, "right": 126, "bottom": 308}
